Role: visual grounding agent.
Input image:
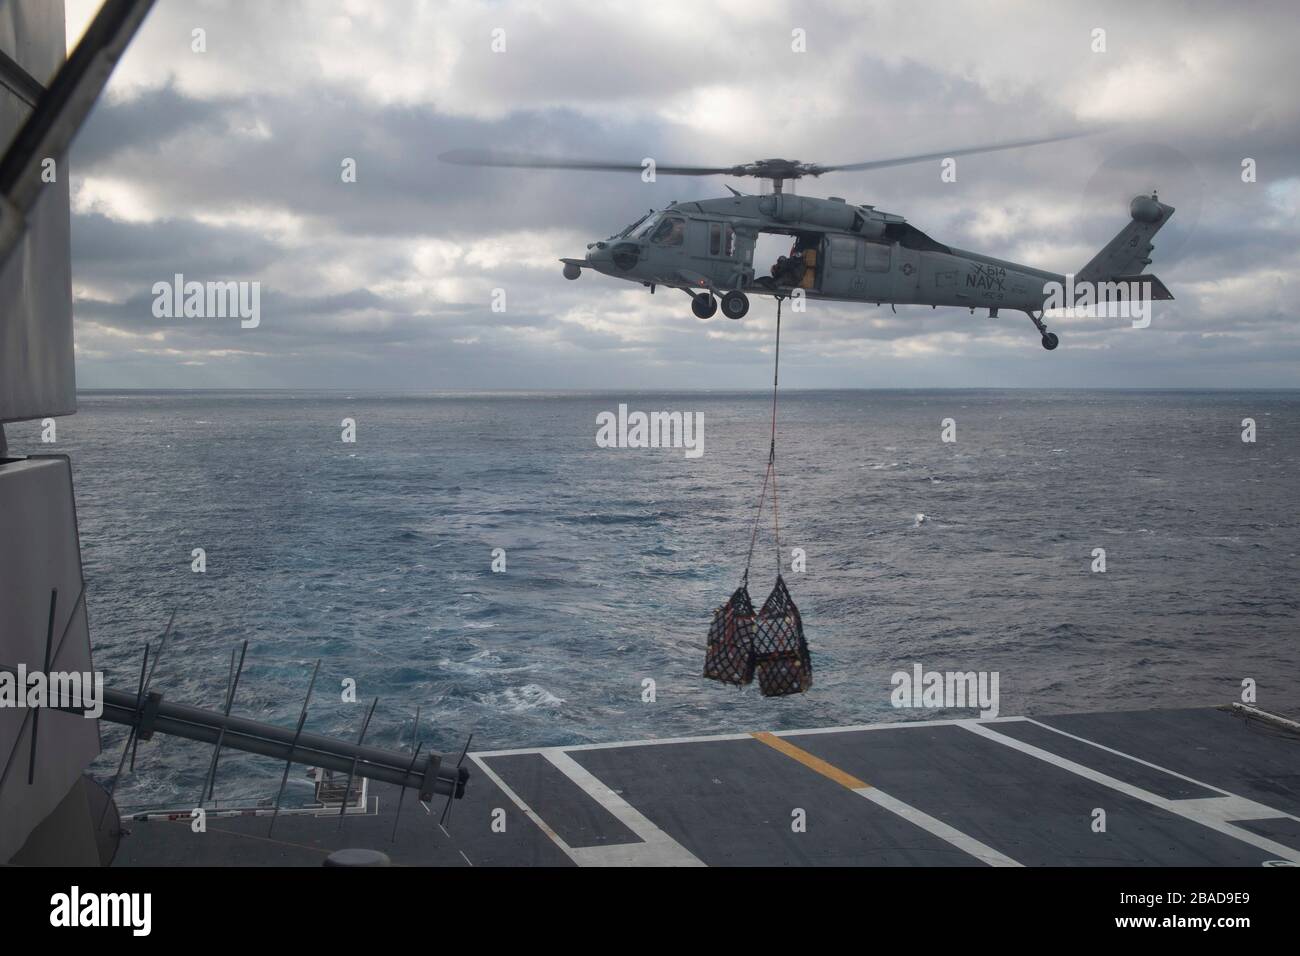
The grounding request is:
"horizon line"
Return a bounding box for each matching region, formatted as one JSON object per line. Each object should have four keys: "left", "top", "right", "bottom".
{"left": 71, "top": 385, "right": 1300, "bottom": 393}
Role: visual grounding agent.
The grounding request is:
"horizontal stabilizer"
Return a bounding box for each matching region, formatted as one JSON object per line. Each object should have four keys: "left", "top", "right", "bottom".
{"left": 1108, "top": 273, "right": 1174, "bottom": 301}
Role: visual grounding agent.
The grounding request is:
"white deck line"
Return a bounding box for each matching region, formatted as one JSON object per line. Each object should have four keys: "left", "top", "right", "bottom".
{"left": 856, "top": 787, "right": 1022, "bottom": 867}
{"left": 1026, "top": 717, "right": 1300, "bottom": 824}
{"left": 470, "top": 714, "right": 1027, "bottom": 759}
{"left": 469, "top": 750, "right": 704, "bottom": 867}
{"left": 472, "top": 731, "right": 752, "bottom": 759}
{"left": 541, "top": 750, "right": 705, "bottom": 867}
{"left": 468, "top": 753, "right": 582, "bottom": 866}
{"left": 775, "top": 714, "right": 1029, "bottom": 737}
{"left": 1023, "top": 718, "right": 1238, "bottom": 799}
{"left": 960, "top": 721, "right": 1300, "bottom": 863}
{"left": 480, "top": 739, "right": 1014, "bottom": 868}
{"left": 473, "top": 712, "right": 1298, "bottom": 866}
{"left": 1174, "top": 796, "right": 1291, "bottom": 823}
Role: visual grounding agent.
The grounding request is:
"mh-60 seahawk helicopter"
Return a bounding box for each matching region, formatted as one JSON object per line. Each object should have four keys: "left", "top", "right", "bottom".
{"left": 441, "top": 134, "right": 1173, "bottom": 350}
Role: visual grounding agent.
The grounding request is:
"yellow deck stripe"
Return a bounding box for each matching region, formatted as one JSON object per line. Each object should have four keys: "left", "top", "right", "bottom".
{"left": 751, "top": 732, "right": 871, "bottom": 790}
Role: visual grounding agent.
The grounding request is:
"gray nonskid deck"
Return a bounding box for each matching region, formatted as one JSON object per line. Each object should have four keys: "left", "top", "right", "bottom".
{"left": 114, "top": 706, "right": 1300, "bottom": 867}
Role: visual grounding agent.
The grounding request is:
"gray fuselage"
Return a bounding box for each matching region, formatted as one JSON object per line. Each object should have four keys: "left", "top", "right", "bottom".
{"left": 579, "top": 193, "right": 1063, "bottom": 314}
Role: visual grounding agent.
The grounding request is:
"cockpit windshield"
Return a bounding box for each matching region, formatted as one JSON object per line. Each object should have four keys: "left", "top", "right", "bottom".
{"left": 648, "top": 216, "right": 685, "bottom": 246}
{"left": 617, "top": 209, "right": 654, "bottom": 239}
{"left": 634, "top": 213, "right": 663, "bottom": 239}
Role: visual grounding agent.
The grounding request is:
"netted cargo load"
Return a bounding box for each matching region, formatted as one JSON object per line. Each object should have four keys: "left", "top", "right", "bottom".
{"left": 753, "top": 576, "right": 812, "bottom": 696}
{"left": 703, "top": 585, "right": 756, "bottom": 686}
{"left": 701, "top": 299, "right": 812, "bottom": 697}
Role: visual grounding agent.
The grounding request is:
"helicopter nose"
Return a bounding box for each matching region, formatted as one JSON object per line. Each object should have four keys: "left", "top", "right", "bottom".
{"left": 586, "top": 241, "right": 611, "bottom": 266}
{"left": 607, "top": 241, "right": 641, "bottom": 272}
{"left": 584, "top": 240, "right": 639, "bottom": 274}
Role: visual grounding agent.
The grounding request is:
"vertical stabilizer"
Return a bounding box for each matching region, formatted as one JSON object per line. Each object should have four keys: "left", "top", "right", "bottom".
{"left": 1077, "top": 193, "right": 1175, "bottom": 282}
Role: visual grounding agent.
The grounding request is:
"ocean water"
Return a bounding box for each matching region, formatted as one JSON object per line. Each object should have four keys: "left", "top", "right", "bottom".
{"left": 6, "top": 390, "right": 1299, "bottom": 810}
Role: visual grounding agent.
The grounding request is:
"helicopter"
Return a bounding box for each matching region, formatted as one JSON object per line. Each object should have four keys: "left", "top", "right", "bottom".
{"left": 440, "top": 135, "right": 1174, "bottom": 350}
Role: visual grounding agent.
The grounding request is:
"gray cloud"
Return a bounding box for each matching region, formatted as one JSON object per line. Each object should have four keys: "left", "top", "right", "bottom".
{"left": 62, "top": 0, "right": 1300, "bottom": 389}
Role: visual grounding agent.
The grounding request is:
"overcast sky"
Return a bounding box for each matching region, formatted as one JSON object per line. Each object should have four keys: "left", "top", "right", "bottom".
{"left": 60, "top": 0, "right": 1300, "bottom": 389}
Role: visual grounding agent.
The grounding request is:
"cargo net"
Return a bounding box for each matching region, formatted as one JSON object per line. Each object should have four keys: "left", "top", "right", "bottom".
{"left": 702, "top": 299, "right": 812, "bottom": 697}
{"left": 753, "top": 575, "right": 812, "bottom": 696}
{"left": 704, "top": 585, "right": 756, "bottom": 686}
{"left": 704, "top": 578, "right": 811, "bottom": 696}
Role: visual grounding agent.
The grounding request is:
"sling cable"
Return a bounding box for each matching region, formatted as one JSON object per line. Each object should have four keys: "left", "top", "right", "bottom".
{"left": 703, "top": 298, "right": 812, "bottom": 696}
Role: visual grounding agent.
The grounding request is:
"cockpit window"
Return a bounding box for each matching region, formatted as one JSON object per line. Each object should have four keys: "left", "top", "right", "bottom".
{"left": 650, "top": 216, "right": 685, "bottom": 246}
{"left": 618, "top": 210, "right": 654, "bottom": 239}
{"left": 635, "top": 214, "right": 662, "bottom": 239}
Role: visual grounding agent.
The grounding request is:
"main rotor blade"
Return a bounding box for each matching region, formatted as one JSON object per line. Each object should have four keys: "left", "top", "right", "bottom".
{"left": 439, "top": 148, "right": 735, "bottom": 177}
{"left": 812, "top": 129, "right": 1100, "bottom": 175}
{"left": 441, "top": 128, "right": 1102, "bottom": 182}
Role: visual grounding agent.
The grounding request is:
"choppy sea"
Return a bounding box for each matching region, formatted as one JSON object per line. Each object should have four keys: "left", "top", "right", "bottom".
{"left": 6, "top": 389, "right": 1297, "bottom": 810}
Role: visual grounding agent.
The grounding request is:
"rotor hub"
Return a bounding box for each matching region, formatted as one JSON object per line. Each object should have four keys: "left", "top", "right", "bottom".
{"left": 731, "top": 159, "right": 814, "bottom": 181}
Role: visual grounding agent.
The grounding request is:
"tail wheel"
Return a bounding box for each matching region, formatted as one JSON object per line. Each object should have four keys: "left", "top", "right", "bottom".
{"left": 691, "top": 293, "right": 718, "bottom": 319}
{"left": 1025, "top": 309, "right": 1057, "bottom": 350}
{"left": 721, "top": 291, "right": 749, "bottom": 319}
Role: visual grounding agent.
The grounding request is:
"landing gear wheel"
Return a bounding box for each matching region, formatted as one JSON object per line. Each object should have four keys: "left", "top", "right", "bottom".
{"left": 691, "top": 293, "right": 717, "bottom": 319}
{"left": 1025, "top": 310, "right": 1057, "bottom": 350}
{"left": 562, "top": 262, "right": 581, "bottom": 280}
{"left": 720, "top": 290, "right": 749, "bottom": 320}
